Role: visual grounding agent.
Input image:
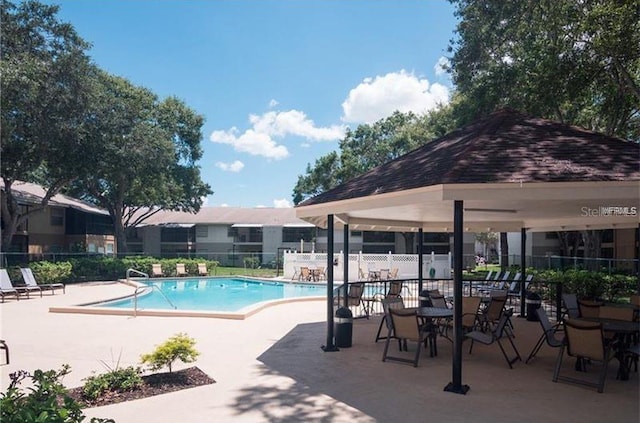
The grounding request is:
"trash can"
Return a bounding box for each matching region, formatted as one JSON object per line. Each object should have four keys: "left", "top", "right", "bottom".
{"left": 419, "top": 290, "right": 432, "bottom": 307}
{"left": 334, "top": 307, "right": 353, "bottom": 348}
{"left": 526, "top": 292, "right": 542, "bottom": 321}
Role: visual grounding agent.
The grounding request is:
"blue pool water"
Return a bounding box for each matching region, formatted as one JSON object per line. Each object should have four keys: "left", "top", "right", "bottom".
{"left": 99, "top": 278, "right": 326, "bottom": 312}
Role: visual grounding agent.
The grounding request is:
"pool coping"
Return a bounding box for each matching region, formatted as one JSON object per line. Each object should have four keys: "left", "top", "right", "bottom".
{"left": 48, "top": 277, "right": 327, "bottom": 320}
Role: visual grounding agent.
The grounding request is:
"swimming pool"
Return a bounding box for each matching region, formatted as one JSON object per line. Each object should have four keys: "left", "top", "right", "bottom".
{"left": 96, "top": 278, "right": 326, "bottom": 313}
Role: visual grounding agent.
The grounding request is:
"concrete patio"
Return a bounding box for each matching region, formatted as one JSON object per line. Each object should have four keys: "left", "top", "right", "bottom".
{"left": 1, "top": 282, "right": 638, "bottom": 422}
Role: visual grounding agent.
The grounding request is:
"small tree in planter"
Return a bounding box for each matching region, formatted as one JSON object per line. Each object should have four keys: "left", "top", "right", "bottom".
{"left": 140, "top": 333, "right": 199, "bottom": 373}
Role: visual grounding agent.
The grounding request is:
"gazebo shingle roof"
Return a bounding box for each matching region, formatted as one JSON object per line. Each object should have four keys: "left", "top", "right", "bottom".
{"left": 300, "top": 108, "right": 640, "bottom": 206}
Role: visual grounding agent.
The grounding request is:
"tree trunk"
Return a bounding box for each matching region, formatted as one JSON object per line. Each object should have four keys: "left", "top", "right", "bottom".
{"left": 500, "top": 232, "right": 509, "bottom": 270}
{"left": 112, "top": 207, "right": 128, "bottom": 255}
{"left": 581, "top": 230, "right": 603, "bottom": 271}
{"left": 401, "top": 232, "right": 415, "bottom": 254}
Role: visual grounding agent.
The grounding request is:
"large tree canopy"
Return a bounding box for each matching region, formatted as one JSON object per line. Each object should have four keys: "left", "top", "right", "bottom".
{"left": 292, "top": 108, "right": 456, "bottom": 205}
{"left": 447, "top": 0, "right": 640, "bottom": 140}
{"left": 0, "top": 0, "right": 96, "bottom": 250}
{"left": 67, "top": 71, "right": 212, "bottom": 253}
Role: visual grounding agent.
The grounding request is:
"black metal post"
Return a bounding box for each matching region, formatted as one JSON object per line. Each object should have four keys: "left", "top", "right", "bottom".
{"left": 418, "top": 228, "right": 424, "bottom": 293}
{"left": 445, "top": 200, "right": 469, "bottom": 394}
{"left": 343, "top": 224, "right": 349, "bottom": 308}
{"left": 520, "top": 228, "right": 527, "bottom": 317}
{"left": 322, "top": 214, "right": 339, "bottom": 352}
{"left": 556, "top": 282, "right": 563, "bottom": 322}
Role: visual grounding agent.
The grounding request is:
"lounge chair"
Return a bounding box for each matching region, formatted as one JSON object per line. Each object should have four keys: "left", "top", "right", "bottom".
{"left": 20, "top": 268, "right": 65, "bottom": 294}
{"left": 0, "top": 269, "right": 21, "bottom": 302}
{"left": 197, "top": 263, "right": 208, "bottom": 276}
{"left": 176, "top": 263, "right": 187, "bottom": 277}
{"left": 151, "top": 263, "right": 163, "bottom": 277}
{"left": 1, "top": 268, "right": 41, "bottom": 299}
{"left": 335, "top": 282, "right": 369, "bottom": 318}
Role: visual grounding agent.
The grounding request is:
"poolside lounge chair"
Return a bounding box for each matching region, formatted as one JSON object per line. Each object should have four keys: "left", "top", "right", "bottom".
{"left": 151, "top": 264, "right": 163, "bottom": 277}
{"left": 197, "top": 263, "right": 208, "bottom": 276}
{"left": 176, "top": 263, "right": 187, "bottom": 277}
{"left": 0, "top": 270, "right": 20, "bottom": 303}
{"left": 20, "top": 268, "right": 65, "bottom": 294}
{"left": 0, "top": 268, "right": 41, "bottom": 299}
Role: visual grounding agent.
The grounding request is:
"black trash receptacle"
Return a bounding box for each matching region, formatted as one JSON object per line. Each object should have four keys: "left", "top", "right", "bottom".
{"left": 419, "top": 290, "right": 432, "bottom": 307}
{"left": 526, "top": 293, "right": 542, "bottom": 321}
{"left": 335, "top": 307, "right": 353, "bottom": 348}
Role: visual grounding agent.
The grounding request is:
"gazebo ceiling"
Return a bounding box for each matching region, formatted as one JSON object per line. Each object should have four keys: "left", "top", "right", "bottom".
{"left": 296, "top": 109, "right": 639, "bottom": 232}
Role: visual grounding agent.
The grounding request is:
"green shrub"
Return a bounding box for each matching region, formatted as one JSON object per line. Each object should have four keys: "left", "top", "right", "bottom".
{"left": 243, "top": 257, "right": 260, "bottom": 269}
{"left": 30, "top": 261, "right": 73, "bottom": 284}
{"left": 140, "top": 333, "right": 199, "bottom": 373}
{"left": 82, "top": 366, "right": 143, "bottom": 401}
{"left": 0, "top": 365, "right": 113, "bottom": 423}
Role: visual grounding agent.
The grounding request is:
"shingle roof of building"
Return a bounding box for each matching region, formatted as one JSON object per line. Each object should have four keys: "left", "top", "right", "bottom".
{"left": 299, "top": 108, "right": 640, "bottom": 207}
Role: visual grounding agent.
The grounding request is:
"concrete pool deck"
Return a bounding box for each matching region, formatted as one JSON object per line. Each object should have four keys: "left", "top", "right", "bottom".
{"left": 1, "top": 281, "right": 638, "bottom": 422}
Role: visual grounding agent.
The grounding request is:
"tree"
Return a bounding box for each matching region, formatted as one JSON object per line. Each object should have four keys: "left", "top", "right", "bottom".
{"left": 0, "top": 0, "right": 96, "bottom": 250}
{"left": 447, "top": 0, "right": 640, "bottom": 140}
{"left": 292, "top": 108, "right": 456, "bottom": 205}
{"left": 447, "top": 0, "right": 640, "bottom": 262}
{"left": 67, "top": 71, "right": 212, "bottom": 253}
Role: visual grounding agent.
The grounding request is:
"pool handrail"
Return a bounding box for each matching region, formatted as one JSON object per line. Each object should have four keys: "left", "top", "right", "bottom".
{"left": 126, "top": 268, "right": 177, "bottom": 316}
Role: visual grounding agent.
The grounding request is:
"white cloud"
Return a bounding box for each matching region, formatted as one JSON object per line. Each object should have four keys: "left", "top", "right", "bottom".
{"left": 273, "top": 198, "right": 292, "bottom": 208}
{"left": 434, "top": 56, "right": 450, "bottom": 76}
{"left": 341, "top": 70, "right": 450, "bottom": 124}
{"left": 220, "top": 203, "right": 229, "bottom": 207}
{"left": 200, "top": 196, "right": 209, "bottom": 206}
{"left": 210, "top": 109, "right": 344, "bottom": 160}
{"left": 215, "top": 160, "right": 245, "bottom": 172}
{"left": 268, "top": 99, "right": 279, "bottom": 108}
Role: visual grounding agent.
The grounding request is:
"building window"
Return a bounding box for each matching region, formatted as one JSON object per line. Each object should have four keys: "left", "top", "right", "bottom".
{"left": 50, "top": 208, "right": 64, "bottom": 226}
{"left": 363, "top": 231, "right": 395, "bottom": 243}
{"left": 283, "top": 227, "right": 314, "bottom": 242}
{"left": 196, "top": 226, "right": 209, "bottom": 238}
{"left": 161, "top": 227, "right": 195, "bottom": 243}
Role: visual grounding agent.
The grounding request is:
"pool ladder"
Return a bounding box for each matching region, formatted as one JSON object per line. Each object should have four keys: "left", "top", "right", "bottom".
{"left": 126, "top": 268, "right": 177, "bottom": 316}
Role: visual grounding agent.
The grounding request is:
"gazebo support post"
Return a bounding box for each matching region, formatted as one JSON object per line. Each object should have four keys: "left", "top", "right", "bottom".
{"left": 322, "top": 214, "right": 339, "bottom": 352}
{"left": 343, "top": 224, "right": 349, "bottom": 307}
{"left": 418, "top": 228, "right": 424, "bottom": 293}
{"left": 520, "top": 228, "right": 527, "bottom": 317}
{"left": 444, "top": 200, "right": 470, "bottom": 394}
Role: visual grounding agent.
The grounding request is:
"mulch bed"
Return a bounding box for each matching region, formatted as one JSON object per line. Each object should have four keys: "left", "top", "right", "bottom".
{"left": 67, "top": 367, "right": 215, "bottom": 408}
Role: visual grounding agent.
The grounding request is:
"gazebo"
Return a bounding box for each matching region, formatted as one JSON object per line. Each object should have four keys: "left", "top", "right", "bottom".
{"left": 295, "top": 108, "right": 639, "bottom": 394}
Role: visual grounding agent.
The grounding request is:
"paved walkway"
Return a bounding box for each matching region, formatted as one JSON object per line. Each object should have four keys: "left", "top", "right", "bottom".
{"left": 1, "top": 282, "right": 638, "bottom": 422}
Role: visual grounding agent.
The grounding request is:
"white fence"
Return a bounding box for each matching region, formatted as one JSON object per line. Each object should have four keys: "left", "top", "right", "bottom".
{"left": 283, "top": 251, "right": 451, "bottom": 281}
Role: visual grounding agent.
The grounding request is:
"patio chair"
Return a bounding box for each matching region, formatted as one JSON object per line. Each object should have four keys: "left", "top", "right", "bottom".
{"left": 382, "top": 308, "right": 430, "bottom": 367}
{"left": 20, "top": 268, "right": 65, "bottom": 294}
{"left": 197, "top": 263, "right": 208, "bottom": 276}
{"left": 630, "top": 294, "right": 640, "bottom": 307}
{"left": 466, "top": 309, "right": 521, "bottom": 369}
{"left": 335, "top": 282, "right": 369, "bottom": 318}
{"left": 291, "top": 266, "right": 300, "bottom": 281}
{"left": 389, "top": 268, "right": 399, "bottom": 280}
{"left": 0, "top": 268, "right": 41, "bottom": 299}
{"left": 443, "top": 296, "right": 482, "bottom": 341}
{"left": 300, "top": 267, "right": 311, "bottom": 281}
{"left": 525, "top": 308, "right": 564, "bottom": 363}
{"left": 176, "top": 263, "right": 187, "bottom": 277}
{"left": 552, "top": 318, "right": 614, "bottom": 393}
{"left": 477, "top": 295, "right": 507, "bottom": 332}
{"left": 151, "top": 263, "right": 163, "bottom": 277}
{"left": 0, "top": 339, "right": 8, "bottom": 365}
{"left": 578, "top": 300, "right": 602, "bottom": 318}
{"left": 378, "top": 269, "right": 390, "bottom": 280}
{"left": 561, "top": 293, "right": 580, "bottom": 319}
{"left": 375, "top": 296, "right": 406, "bottom": 343}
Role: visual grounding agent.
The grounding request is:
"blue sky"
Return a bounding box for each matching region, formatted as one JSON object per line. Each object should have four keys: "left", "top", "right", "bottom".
{"left": 47, "top": 0, "right": 458, "bottom": 208}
